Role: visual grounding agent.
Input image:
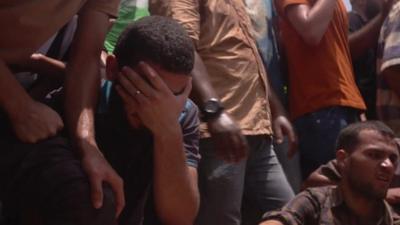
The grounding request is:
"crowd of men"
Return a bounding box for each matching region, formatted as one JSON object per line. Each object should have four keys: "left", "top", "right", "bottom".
{"left": 0, "top": 0, "right": 399, "bottom": 225}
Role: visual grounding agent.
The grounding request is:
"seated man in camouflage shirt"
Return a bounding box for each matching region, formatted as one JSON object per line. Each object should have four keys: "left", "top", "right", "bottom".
{"left": 260, "top": 121, "right": 400, "bottom": 225}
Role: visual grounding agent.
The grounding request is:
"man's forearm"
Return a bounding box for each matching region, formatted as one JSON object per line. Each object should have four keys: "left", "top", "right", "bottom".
{"left": 153, "top": 124, "right": 199, "bottom": 225}
{"left": 64, "top": 9, "right": 110, "bottom": 155}
{"left": 349, "top": 13, "right": 386, "bottom": 60}
{"left": 0, "top": 60, "right": 32, "bottom": 115}
{"left": 190, "top": 52, "right": 220, "bottom": 107}
{"left": 64, "top": 58, "right": 99, "bottom": 148}
{"left": 286, "top": 0, "right": 337, "bottom": 45}
{"left": 269, "top": 86, "right": 287, "bottom": 118}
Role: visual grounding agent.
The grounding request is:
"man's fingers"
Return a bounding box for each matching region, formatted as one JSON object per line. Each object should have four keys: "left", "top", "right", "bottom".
{"left": 110, "top": 176, "right": 125, "bottom": 218}
{"left": 121, "top": 66, "right": 153, "bottom": 97}
{"left": 115, "top": 85, "right": 138, "bottom": 108}
{"left": 287, "top": 144, "right": 297, "bottom": 159}
{"left": 118, "top": 73, "right": 142, "bottom": 98}
{"left": 214, "top": 132, "right": 247, "bottom": 163}
{"left": 138, "top": 61, "right": 169, "bottom": 91}
{"left": 213, "top": 135, "right": 235, "bottom": 162}
{"left": 274, "top": 124, "right": 284, "bottom": 144}
{"left": 288, "top": 132, "right": 298, "bottom": 157}
{"left": 231, "top": 132, "right": 248, "bottom": 162}
{"left": 89, "top": 176, "right": 104, "bottom": 209}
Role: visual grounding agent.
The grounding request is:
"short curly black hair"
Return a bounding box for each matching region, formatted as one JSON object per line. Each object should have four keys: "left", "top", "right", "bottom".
{"left": 113, "top": 15, "right": 194, "bottom": 75}
{"left": 336, "top": 121, "right": 398, "bottom": 153}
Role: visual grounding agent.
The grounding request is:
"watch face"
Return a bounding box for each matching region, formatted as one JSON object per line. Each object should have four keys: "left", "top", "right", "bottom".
{"left": 205, "top": 100, "right": 219, "bottom": 113}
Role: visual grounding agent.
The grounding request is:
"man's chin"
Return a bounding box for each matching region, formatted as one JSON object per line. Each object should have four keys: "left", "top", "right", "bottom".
{"left": 366, "top": 185, "right": 388, "bottom": 200}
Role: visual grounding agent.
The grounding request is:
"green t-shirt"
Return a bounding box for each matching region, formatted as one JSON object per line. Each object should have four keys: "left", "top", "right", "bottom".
{"left": 104, "top": 0, "right": 149, "bottom": 53}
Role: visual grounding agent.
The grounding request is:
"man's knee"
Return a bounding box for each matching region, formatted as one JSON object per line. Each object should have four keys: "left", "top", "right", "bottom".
{"left": 46, "top": 181, "right": 117, "bottom": 225}
{"left": 3, "top": 135, "right": 117, "bottom": 225}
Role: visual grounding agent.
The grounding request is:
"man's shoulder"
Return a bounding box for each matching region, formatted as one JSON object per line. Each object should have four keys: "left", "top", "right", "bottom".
{"left": 261, "top": 186, "right": 335, "bottom": 224}
{"left": 304, "top": 186, "right": 337, "bottom": 200}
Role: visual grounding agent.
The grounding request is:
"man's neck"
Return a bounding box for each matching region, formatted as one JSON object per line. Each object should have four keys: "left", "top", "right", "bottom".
{"left": 339, "top": 183, "right": 385, "bottom": 224}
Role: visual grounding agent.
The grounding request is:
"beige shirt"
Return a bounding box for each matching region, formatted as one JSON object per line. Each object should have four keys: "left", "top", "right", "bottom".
{"left": 0, "top": 0, "right": 119, "bottom": 63}
{"left": 150, "top": 0, "right": 272, "bottom": 137}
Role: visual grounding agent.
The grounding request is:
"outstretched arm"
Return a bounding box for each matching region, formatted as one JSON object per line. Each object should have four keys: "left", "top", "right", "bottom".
{"left": 64, "top": 8, "right": 125, "bottom": 217}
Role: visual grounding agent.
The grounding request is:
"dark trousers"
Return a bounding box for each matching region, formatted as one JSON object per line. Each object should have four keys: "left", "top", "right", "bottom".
{"left": 0, "top": 134, "right": 117, "bottom": 225}
{"left": 0, "top": 87, "right": 117, "bottom": 225}
{"left": 293, "top": 106, "right": 359, "bottom": 180}
{"left": 0, "top": 92, "right": 153, "bottom": 225}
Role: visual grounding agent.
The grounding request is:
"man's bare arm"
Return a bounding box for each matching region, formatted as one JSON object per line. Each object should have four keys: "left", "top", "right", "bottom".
{"left": 0, "top": 60, "right": 63, "bottom": 143}
{"left": 64, "top": 9, "right": 125, "bottom": 217}
{"left": 153, "top": 131, "right": 199, "bottom": 225}
{"left": 150, "top": 0, "right": 249, "bottom": 162}
{"left": 349, "top": 0, "right": 393, "bottom": 60}
{"left": 285, "top": 0, "right": 337, "bottom": 46}
{"left": 64, "top": 10, "right": 104, "bottom": 147}
{"left": 0, "top": 60, "right": 34, "bottom": 116}
{"left": 191, "top": 52, "right": 249, "bottom": 162}
{"left": 269, "top": 85, "right": 298, "bottom": 158}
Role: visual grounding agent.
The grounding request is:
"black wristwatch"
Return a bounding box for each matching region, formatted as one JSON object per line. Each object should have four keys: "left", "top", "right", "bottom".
{"left": 201, "top": 98, "right": 224, "bottom": 121}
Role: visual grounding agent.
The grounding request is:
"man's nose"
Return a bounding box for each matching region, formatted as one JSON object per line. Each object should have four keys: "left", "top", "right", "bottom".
{"left": 381, "top": 158, "right": 395, "bottom": 171}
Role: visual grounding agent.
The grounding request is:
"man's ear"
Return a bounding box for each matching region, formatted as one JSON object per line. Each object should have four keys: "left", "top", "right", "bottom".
{"left": 105, "top": 54, "right": 119, "bottom": 81}
{"left": 336, "top": 149, "right": 348, "bottom": 172}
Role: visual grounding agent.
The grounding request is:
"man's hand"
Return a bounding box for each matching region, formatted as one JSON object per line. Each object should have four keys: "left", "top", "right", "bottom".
{"left": 386, "top": 188, "right": 400, "bottom": 204}
{"left": 80, "top": 141, "right": 125, "bottom": 218}
{"left": 272, "top": 115, "right": 298, "bottom": 158}
{"left": 9, "top": 100, "right": 63, "bottom": 143}
{"left": 116, "top": 62, "right": 190, "bottom": 134}
{"left": 207, "top": 113, "right": 248, "bottom": 163}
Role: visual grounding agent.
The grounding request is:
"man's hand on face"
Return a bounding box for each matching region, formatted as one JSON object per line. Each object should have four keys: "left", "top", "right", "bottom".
{"left": 80, "top": 141, "right": 125, "bottom": 218}
{"left": 207, "top": 113, "right": 249, "bottom": 163}
{"left": 9, "top": 100, "right": 63, "bottom": 143}
{"left": 116, "top": 62, "right": 191, "bottom": 135}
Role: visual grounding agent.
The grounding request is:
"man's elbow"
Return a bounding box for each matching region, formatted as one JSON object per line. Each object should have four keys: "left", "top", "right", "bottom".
{"left": 287, "top": 9, "right": 325, "bottom": 46}
{"left": 300, "top": 29, "right": 324, "bottom": 46}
